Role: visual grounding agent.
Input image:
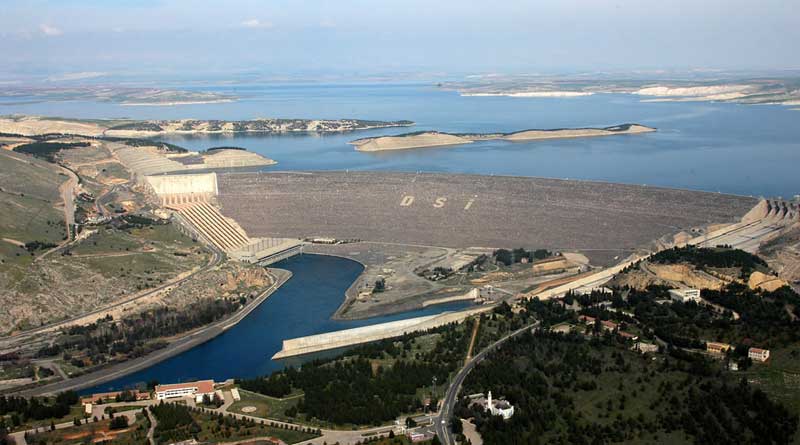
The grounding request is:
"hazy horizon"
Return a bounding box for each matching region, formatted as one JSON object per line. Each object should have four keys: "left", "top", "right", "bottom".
{"left": 1, "top": 0, "right": 798, "bottom": 83}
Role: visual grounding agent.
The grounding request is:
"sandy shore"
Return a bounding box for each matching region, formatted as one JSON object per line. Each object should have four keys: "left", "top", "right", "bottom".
{"left": 634, "top": 84, "right": 755, "bottom": 97}
{"left": 351, "top": 124, "right": 655, "bottom": 152}
{"left": 462, "top": 91, "right": 593, "bottom": 98}
{"left": 0, "top": 116, "right": 414, "bottom": 138}
{"left": 0, "top": 116, "right": 106, "bottom": 137}
{"left": 120, "top": 99, "right": 236, "bottom": 106}
{"left": 350, "top": 132, "right": 473, "bottom": 151}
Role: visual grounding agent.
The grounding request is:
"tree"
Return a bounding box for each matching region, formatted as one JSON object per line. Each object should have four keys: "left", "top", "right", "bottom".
{"left": 115, "top": 390, "right": 136, "bottom": 403}
{"left": 212, "top": 393, "right": 224, "bottom": 408}
{"left": 109, "top": 416, "right": 128, "bottom": 430}
{"left": 450, "top": 416, "right": 463, "bottom": 435}
{"left": 494, "top": 249, "right": 512, "bottom": 266}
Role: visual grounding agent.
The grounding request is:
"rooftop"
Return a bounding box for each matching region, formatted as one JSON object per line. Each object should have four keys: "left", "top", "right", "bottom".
{"left": 155, "top": 380, "right": 215, "bottom": 394}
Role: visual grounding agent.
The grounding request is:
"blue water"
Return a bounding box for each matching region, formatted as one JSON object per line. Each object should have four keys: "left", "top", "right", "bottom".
{"left": 82, "top": 254, "right": 470, "bottom": 393}
{"left": 3, "top": 83, "right": 799, "bottom": 197}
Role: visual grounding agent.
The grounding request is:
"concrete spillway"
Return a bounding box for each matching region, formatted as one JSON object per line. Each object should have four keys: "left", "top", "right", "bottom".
{"left": 272, "top": 306, "right": 492, "bottom": 359}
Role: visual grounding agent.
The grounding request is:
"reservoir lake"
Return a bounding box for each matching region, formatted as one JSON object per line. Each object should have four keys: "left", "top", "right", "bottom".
{"left": 3, "top": 83, "right": 799, "bottom": 197}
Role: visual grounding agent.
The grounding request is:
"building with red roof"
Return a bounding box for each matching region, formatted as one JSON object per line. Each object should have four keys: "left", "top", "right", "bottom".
{"left": 155, "top": 380, "right": 215, "bottom": 402}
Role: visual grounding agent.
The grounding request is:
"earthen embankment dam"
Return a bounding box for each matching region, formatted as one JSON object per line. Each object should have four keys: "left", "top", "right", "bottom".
{"left": 216, "top": 171, "right": 757, "bottom": 265}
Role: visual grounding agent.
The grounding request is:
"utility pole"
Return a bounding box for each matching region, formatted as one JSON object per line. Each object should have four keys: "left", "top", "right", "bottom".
{"left": 431, "top": 376, "right": 438, "bottom": 425}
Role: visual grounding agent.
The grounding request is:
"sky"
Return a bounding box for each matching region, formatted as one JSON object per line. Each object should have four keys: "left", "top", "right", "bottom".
{"left": 0, "top": 0, "right": 798, "bottom": 82}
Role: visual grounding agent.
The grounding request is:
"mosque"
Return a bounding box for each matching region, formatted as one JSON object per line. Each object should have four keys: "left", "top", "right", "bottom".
{"left": 471, "top": 390, "right": 515, "bottom": 420}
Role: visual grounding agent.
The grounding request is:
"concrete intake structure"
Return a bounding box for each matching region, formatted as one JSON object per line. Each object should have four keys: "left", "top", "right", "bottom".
{"left": 272, "top": 306, "right": 493, "bottom": 359}
{"left": 147, "top": 173, "right": 219, "bottom": 206}
{"left": 145, "top": 172, "right": 305, "bottom": 262}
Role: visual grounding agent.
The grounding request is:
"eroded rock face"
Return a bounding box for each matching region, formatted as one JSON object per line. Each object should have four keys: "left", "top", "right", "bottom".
{"left": 608, "top": 262, "right": 726, "bottom": 291}
{"left": 223, "top": 266, "right": 270, "bottom": 292}
{"left": 648, "top": 264, "right": 725, "bottom": 290}
{"left": 748, "top": 271, "right": 789, "bottom": 292}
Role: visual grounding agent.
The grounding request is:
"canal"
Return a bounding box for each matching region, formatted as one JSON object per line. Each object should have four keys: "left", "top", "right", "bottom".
{"left": 83, "top": 253, "right": 470, "bottom": 392}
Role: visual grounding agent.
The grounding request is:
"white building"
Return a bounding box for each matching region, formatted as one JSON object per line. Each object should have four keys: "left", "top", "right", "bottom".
{"left": 485, "top": 391, "right": 514, "bottom": 420}
{"left": 155, "top": 380, "right": 215, "bottom": 403}
{"left": 748, "top": 347, "right": 770, "bottom": 362}
{"left": 668, "top": 288, "right": 702, "bottom": 303}
{"left": 632, "top": 342, "right": 659, "bottom": 354}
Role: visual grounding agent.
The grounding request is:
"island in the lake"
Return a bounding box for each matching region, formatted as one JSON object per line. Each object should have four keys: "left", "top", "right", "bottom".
{"left": 350, "top": 123, "right": 655, "bottom": 151}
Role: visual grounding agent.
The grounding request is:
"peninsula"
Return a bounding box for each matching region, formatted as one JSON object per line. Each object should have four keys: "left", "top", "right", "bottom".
{"left": 350, "top": 123, "right": 655, "bottom": 151}
{"left": 443, "top": 75, "right": 800, "bottom": 106}
{"left": 0, "top": 115, "right": 414, "bottom": 138}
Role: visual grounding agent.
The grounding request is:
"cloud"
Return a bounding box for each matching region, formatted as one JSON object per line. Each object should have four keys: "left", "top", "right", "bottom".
{"left": 319, "top": 19, "right": 336, "bottom": 28}
{"left": 39, "top": 24, "right": 62, "bottom": 36}
{"left": 240, "top": 19, "right": 272, "bottom": 29}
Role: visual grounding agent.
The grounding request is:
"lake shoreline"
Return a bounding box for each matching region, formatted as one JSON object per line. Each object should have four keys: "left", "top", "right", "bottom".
{"left": 350, "top": 124, "right": 656, "bottom": 151}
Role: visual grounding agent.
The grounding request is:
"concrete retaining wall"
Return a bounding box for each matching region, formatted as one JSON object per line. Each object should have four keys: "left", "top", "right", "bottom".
{"left": 146, "top": 173, "right": 219, "bottom": 196}
{"left": 272, "top": 305, "right": 493, "bottom": 359}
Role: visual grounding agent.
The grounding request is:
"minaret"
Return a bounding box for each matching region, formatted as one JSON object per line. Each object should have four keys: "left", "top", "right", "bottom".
{"left": 487, "top": 390, "right": 493, "bottom": 413}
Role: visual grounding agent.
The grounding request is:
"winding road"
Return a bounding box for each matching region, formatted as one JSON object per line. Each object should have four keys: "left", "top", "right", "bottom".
{"left": 434, "top": 320, "right": 540, "bottom": 444}
{"left": 0, "top": 244, "right": 225, "bottom": 354}
{"left": 12, "top": 267, "right": 290, "bottom": 397}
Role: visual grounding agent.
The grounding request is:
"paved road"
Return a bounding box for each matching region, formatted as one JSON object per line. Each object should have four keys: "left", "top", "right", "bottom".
{"left": 59, "top": 165, "right": 77, "bottom": 241}
{"left": 35, "top": 164, "right": 79, "bottom": 262}
{"left": 429, "top": 216, "right": 784, "bottom": 444}
{"left": 32, "top": 359, "right": 69, "bottom": 381}
{"left": 526, "top": 216, "right": 785, "bottom": 303}
{"left": 0, "top": 243, "right": 224, "bottom": 353}
{"left": 147, "top": 410, "right": 158, "bottom": 445}
{"left": 9, "top": 404, "right": 140, "bottom": 445}
{"left": 435, "top": 321, "right": 540, "bottom": 445}
{"left": 94, "top": 184, "right": 120, "bottom": 217}
{"left": 13, "top": 268, "right": 291, "bottom": 397}
{"left": 243, "top": 413, "right": 392, "bottom": 445}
